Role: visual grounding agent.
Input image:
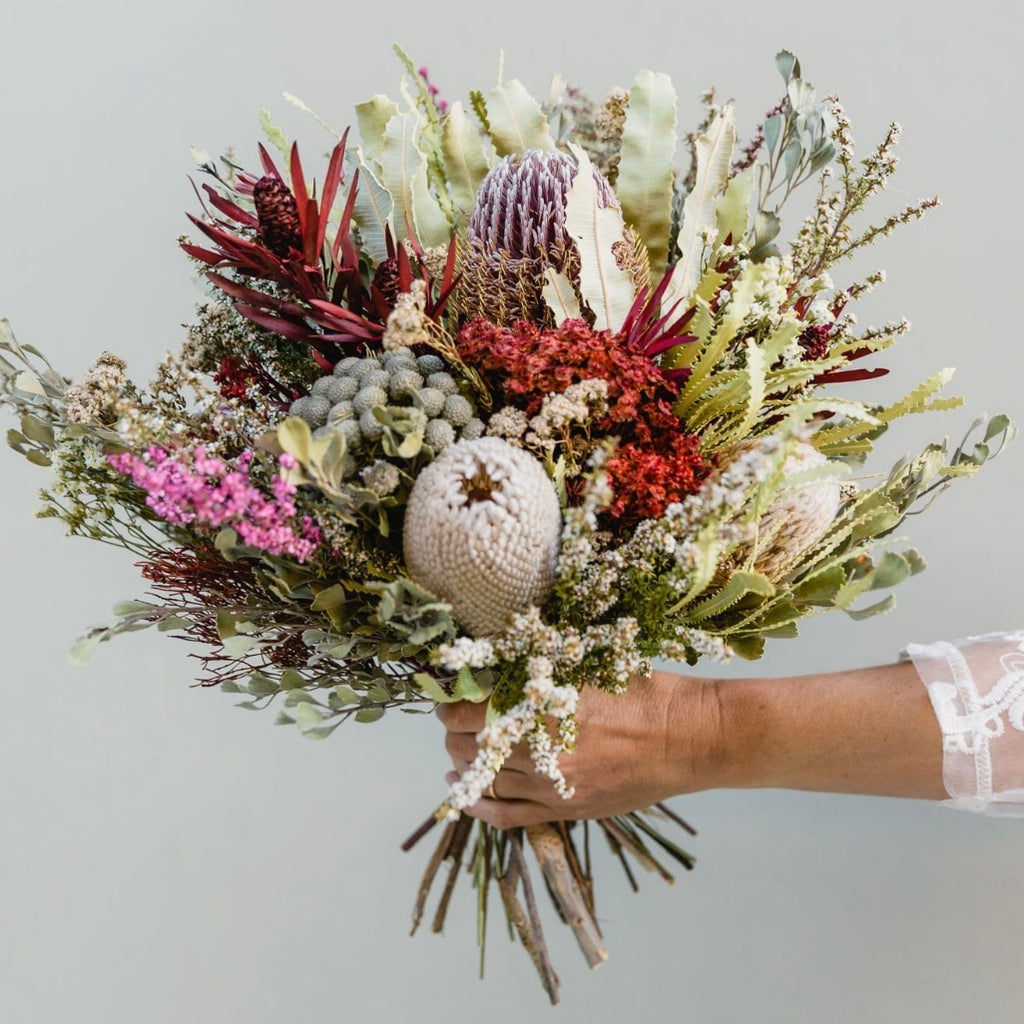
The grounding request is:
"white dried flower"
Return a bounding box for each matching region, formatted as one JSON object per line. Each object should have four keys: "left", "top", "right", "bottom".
{"left": 382, "top": 280, "right": 430, "bottom": 350}
{"left": 361, "top": 460, "right": 400, "bottom": 496}
{"left": 486, "top": 406, "right": 530, "bottom": 441}
{"left": 527, "top": 379, "right": 608, "bottom": 442}
{"left": 403, "top": 437, "right": 563, "bottom": 637}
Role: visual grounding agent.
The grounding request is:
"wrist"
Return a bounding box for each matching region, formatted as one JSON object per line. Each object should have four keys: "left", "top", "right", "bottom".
{"left": 708, "top": 663, "right": 946, "bottom": 799}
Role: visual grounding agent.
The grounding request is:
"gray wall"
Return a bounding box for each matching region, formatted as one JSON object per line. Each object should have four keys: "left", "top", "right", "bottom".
{"left": 2, "top": 1, "right": 1022, "bottom": 1021}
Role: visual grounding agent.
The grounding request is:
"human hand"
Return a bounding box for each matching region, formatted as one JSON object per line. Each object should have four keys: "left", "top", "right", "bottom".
{"left": 438, "top": 670, "right": 720, "bottom": 829}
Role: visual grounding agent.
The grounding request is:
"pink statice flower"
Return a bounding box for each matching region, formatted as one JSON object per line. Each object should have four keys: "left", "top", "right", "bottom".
{"left": 109, "top": 446, "right": 321, "bottom": 561}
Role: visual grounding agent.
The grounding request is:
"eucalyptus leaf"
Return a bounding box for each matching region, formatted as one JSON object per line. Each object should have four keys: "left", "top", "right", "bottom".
{"left": 355, "top": 706, "right": 386, "bottom": 724}
{"left": 782, "top": 138, "right": 803, "bottom": 183}
{"left": 222, "top": 634, "right": 257, "bottom": 658}
{"left": 68, "top": 633, "right": 102, "bottom": 667}
{"left": 776, "top": 50, "right": 799, "bottom": 83}
{"left": 112, "top": 600, "right": 156, "bottom": 616}
{"left": 19, "top": 413, "right": 54, "bottom": 447}
{"left": 13, "top": 371, "right": 45, "bottom": 397}
{"left": 157, "top": 616, "right": 189, "bottom": 632}
{"left": 296, "top": 702, "right": 327, "bottom": 732}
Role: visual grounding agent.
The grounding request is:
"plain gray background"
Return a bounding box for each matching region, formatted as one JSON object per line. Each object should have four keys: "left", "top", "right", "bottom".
{"left": 2, "top": 1, "right": 1022, "bottom": 1021}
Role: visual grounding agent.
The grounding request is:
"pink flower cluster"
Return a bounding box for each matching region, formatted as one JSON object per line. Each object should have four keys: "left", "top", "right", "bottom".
{"left": 109, "top": 446, "right": 321, "bottom": 562}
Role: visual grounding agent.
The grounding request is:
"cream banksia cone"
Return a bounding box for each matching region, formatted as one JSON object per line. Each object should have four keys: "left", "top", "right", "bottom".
{"left": 403, "top": 437, "right": 562, "bottom": 637}
{"left": 725, "top": 439, "right": 841, "bottom": 578}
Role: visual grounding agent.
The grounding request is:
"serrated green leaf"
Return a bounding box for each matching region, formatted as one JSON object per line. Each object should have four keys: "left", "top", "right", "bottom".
{"left": 380, "top": 111, "right": 450, "bottom": 246}
{"left": 905, "top": 549, "right": 927, "bottom": 575}
{"left": 564, "top": 143, "right": 635, "bottom": 331}
{"left": 687, "top": 571, "right": 775, "bottom": 622}
{"left": 665, "top": 104, "right": 735, "bottom": 305}
{"left": 220, "top": 680, "right": 242, "bottom": 694}
{"left": 793, "top": 565, "right": 846, "bottom": 605}
{"left": 673, "top": 261, "right": 768, "bottom": 414}
{"left": 413, "top": 671, "right": 452, "bottom": 703}
{"left": 485, "top": 79, "right": 555, "bottom": 155}
{"left": 617, "top": 70, "right": 677, "bottom": 277}
{"left": 441, "top": 100, "right": 493, "bottom": 228}
{"left": 257, "top": 108, "right": 289, "bottom": 157}
{"left": 452, "top": 666, "right": 487, "bottom": 703}
{"left": 867, "top": 551, "right": 912, "bottom": 590}
{"left": 729, "top": 635, "right": 766, "bottom": 660}
{"left": 332, "top": 685, "right": 360, "bottom": 705}
{"left": 348, "top": 153, "right": 394, "bottom": 266}
{"left": 356, "top": 94, "right": 401, "bottom": 170}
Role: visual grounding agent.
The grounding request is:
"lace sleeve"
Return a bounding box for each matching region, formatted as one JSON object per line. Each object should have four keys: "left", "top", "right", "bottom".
{"left": 905, "top": 632, "right": 1024, "bottom": 816}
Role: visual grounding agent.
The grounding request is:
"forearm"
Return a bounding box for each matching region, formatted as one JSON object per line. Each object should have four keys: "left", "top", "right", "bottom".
{"left": 708, "top": 661, "right": 947, "bottom": 800}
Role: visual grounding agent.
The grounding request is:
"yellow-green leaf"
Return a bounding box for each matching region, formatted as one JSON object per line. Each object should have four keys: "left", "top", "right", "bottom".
{"left": 485, "top": 79, "right": 556, "bottom": 156}
{"left": 617, "top": 70, "right": 677, "bottom": 278}
{"left": 441, "top": 100, "right": 493, "bottom": 228}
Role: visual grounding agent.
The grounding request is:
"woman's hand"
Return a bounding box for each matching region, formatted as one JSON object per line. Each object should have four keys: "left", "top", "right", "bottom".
{"left": 438, "top": 670, "right": 723, "bottom": 829}
{"left": 438, "top": 659, "right": 947, "bottom": 830}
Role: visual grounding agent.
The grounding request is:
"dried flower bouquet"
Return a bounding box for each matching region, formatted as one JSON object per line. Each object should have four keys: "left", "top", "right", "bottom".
{"left": 1, "top": 48, "right": 1012, "bottom": 1003}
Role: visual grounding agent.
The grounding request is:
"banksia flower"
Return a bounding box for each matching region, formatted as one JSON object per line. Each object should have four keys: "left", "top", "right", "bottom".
{"left": 722, "top": 439, "right": 841, "bottom": 578}
{"left": 403, "top": 438, "right": 562, "bottom": 636}
{"left": 457, "top": 149, "right": 627, "bottom": 325}
{"left": 252, "top": 176, "right": 302, "bottom": 258}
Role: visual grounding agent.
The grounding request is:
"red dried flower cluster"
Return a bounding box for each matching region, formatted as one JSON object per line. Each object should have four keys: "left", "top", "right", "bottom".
{"left": 605, "top": 435, "right": 706, "bottom": 526}
{"left": 214, "top": 356, "right": 258, "bottom": 401}
{"left": 457, "top": 317, "right": 711, "bottom": 524}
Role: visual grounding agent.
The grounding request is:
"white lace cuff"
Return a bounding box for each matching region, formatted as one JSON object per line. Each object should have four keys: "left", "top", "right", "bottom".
{"left": 905, "top": 632, "right": 1024, "bottom": 816}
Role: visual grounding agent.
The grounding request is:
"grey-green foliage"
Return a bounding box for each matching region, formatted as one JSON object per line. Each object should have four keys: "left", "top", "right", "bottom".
{"left": 750, "top": 50, "right": 836, "bottom": 261}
